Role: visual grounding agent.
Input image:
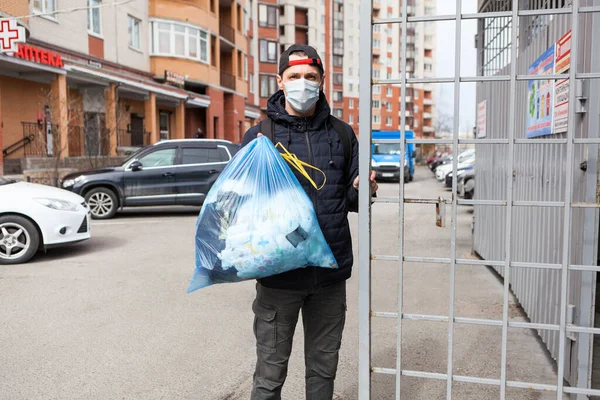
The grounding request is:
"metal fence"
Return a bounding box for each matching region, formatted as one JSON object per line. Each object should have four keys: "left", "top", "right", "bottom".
{"left": 358, "top": 0, "right": 600, "bottom": 398}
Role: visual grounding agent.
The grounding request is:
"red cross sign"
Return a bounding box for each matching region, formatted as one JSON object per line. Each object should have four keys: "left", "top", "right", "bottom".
{"left": 0, "top": 19, "right": 26, "bottom": 53}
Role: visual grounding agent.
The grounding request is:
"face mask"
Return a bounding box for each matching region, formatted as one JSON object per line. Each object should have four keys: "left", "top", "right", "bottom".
{"left": 283, "top": 79, "right": 320, "bottom": 113}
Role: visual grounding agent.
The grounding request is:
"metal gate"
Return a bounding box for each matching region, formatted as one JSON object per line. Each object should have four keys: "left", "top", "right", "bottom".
{"left": 357, "top": 0, "right": 600, "bottom": 398}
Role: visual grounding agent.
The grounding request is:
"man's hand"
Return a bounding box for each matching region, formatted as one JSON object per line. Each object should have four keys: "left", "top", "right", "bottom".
{"left": 257, "top": 133, "right": 264, "bottom": 137}
{"left": 353, "top": 171, "right": 378, "bottom": 194}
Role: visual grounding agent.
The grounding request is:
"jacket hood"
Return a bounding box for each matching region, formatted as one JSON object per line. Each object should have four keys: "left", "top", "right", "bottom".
{"left": 266, "top": 90, "right": 331, "bottom": 131}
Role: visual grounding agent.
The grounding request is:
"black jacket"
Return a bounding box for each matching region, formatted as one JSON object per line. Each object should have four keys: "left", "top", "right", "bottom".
{"left": 241, "top": 90, "right": 359, "bottom": 290}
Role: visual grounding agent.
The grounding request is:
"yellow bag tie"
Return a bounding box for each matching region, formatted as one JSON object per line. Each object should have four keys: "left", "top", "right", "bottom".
{"left": 275, "top": 142, "right": 327, "bottom": 190}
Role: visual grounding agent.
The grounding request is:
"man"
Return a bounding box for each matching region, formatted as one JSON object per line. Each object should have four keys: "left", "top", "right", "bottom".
{"left": 241, "top": 44, "right": 377, "bottom": 400}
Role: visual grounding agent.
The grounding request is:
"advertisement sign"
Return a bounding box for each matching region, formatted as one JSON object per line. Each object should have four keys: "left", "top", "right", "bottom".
{"left": 526, "top": 45, "right": 555, "bottom": 138}
{"left": 165, "top": 70, "right": 185, "bottom": 87}
{"left": 553, "top": 30, "right": 571, "bottom": 134}
{"left": 477, "top": 100, "right": 487, "bottom": 138}
{"left": 11, "top": 43, "right": 64, "bottom": 68}
{"left": 0, "top": 19, "right": 25, "bottom": 53}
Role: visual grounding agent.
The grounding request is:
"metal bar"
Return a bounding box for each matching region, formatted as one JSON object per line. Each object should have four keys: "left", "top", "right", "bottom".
{"left": 511, "top": 261, "right": 562, "bottom": 270}
{"left": 446, "top": 0, "right": 462, "bottom": 397}
{"left": 500, "top": 0, "right": 519, "bottom": 397}
{"left": 516, "top": 73, "right": 570, "bottom": 80}
{"left": 518, "top": 8, "right": 573, "bottom": 17}
{"left": 460, "top": 75, "right": 511, "bottom": 82}
{"left": 371, "top": 311, "right": 397, "bottom": 319}
{"left": 456, "top": 258, "right": 506, "bottom": 267}
{"left": 557, "top": 1, "right": 579, "bottom": 396}
{"left": 506, "top": 381, "right": 558, "bottom": 391}
{"left": 371, "top": 254, "right": 400, "bottom": 262}
{"left": 579, "top": 6, "right": 600, "bottom": 14}
{"left": 395, "top": 1, "right": 408, "bottom": 398}
{"left": 573, "top": 138, "right": 600, "bottom": 144}
{"left": 403, "top": 370, "right": 448, "bottom": 380}
{"left": 567, "top": 326, "right": 600, "bottom": 335}
{"left": 372, "top": 197, "right": 401, "bottom": 204}
{"left": 571, "top": 202, "right": 600, "bottom": 208}
{"left": 569, "top": 264, "right": 600, "bottom": 272}
{"left": 404, "top": 256, "right": 452, "bottom": 264}
{"left": 372, "top": 367, "right": 396, "bottom": 375}
{"left": 453, "top": 375, "right": 501, "bottom": 386}
{"left": 457, "top": 199, "right": 507, "bottom": 206}
{"left": 563, "top": 387, "right": 600, "bottom": 396}
{"left": 357, "top": 0, "right": 373, "bottom": 397}
{"left": 454, "top": 317, "right": 503, "bottom": 327}
{"left": 403, "top": 313, "right": 449, "bottom": 322}
{"left": 458, "top": 139, "right": 510, "bottom": 144}
{"left": 513, "top": 201, "right": 565, "bottom": 207}
{"left": 514, "top": 138, "right": 567, "bottom": 144}
{"left": 576, "top": 72, "right": 600, "bottom": 79}
{"left": 372, "top": 139, "right": 453, "bottom": 144}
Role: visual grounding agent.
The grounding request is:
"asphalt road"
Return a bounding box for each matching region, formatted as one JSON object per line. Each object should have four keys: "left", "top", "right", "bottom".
{"left": 0, "top": 167, "right": 565, "bottom": 399}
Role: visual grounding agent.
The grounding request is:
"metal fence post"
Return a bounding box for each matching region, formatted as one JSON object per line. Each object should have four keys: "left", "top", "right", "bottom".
{"left": 358, "top": 0, "right": 374, "bottom": 398}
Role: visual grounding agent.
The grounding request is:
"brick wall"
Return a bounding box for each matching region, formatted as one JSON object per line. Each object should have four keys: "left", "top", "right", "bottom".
{"left": 223, "top": 93, "right": 245, "bottom": 143}
{"left": 206, "top": 87, "right": 224, "bottom": 139}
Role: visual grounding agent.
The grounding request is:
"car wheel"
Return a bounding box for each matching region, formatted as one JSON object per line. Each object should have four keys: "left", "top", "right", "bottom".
{"left": 0, "top": 216, "right": 40, "bottom": 265}
{"left": 86, "top": 187, "right": 118, "bottom": 220}
{"left": 409, "top": 174, "right": 414, "bottom": 182}
{"left": 465, "top": 190, "right": 474, "bottom": 200}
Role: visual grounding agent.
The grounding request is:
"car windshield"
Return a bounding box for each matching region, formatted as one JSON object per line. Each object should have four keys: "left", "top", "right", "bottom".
{"left": 374, "top": 143, "right": 401, "bottom": 155}
{"left": 0, "top": 177, "right": 16, "bottom": 186}
{"left": 121, "top": 147, "right": 147, "bottom": 166}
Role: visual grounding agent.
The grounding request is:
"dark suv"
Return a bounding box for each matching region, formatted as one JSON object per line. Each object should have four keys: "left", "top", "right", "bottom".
{"left": 61, "top": 139, "right": 240, "bottom": 219}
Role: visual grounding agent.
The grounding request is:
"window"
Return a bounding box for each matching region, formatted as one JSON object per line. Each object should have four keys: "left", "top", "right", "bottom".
{"left": 387, "top": 42, "right": 392, "bottom": 51}
{"left": 260, "top": 75, "right": 278, "bottom": 98}
{"left": 322, "top": 33, "right": 325, "bottom": 43}
{"left": 414, "top": 90, "right": 419, "bottom": 99}
{"left": 321, "top": 15, "right": 325, "bottom": 24}
{"left": 373, "top": 114, "right": 381, "bottom": 124}
{"left": 386, "top": 102, "right": 392, "bottom": 111}
{"left": 88, "top": 0, "right": 102, "bottom": 36}
{"left": 425, "top": 6, "right": 435, "bottom": 15}
{"left": 259, "top": 5, "right": 277, "bottom": 27}
{"left": 139, "top": 148, "right": 176, "bottom": 167}
{"left": 333, "top": 108, "right": 343, "bottom": 119}
{"left": 348, "top": 67, "right": 353, "bottom": 76}
{"left": 413, "top": 104, "right": 419, "bottom": 113}
{"left": 249, "top": 73, "right": 255, "bottom": 93}
{"left": 333, "top": 56, "right": 343, "bottom": 67}
{"left": 348, "top": 114, "right": 354, "bottom": 125}
{"left": 128, "top": 16, "right": 141, "bottom": 50}
{"left": 260, "top": 40, "right": 277, "bottom": 63}
{"left": 151, "top": 21, "right": 209, "bottom": 64}
{"left": 333, "top": 73, "right": 343, "bottom": 85}
{"left": 181, "top": 147, "right": 229, "bottom": 165}
{"left": 349, "top": 83, "right": 353, "bottom": 91}
{"left": 244, "top": 56, "right": 248, "bottom": 80}
{"left": 425, "top": 34, "right": 434, "bottom": 43}
{"left": 386, "top": 71, "right": 392, "bottom": 79}
{"left": 372, "top": 100, "right": 380, "bottom": 109}
{"left": 159, "top": 112, "right": 170, "bottom": 141}
{"left": 32, "top": 0, "right": 56, "bottom": 17}
{"left": 349, "top": 99, "right": 354, "bottom": 109}
{"left": 373, "top": 39, "right": 381, "bottom": 48}
{"left": 372, "top": 69, "right": 380, "bottom": 79}
{"left": 373, "top": 86, "right": 381, "bottom": 94}
{"left": 424, "top": 63, "right": 433, "bottom": 71}
{"left": 386, "top": 87, "right": 392, "bottom": 97}
{"left": 386, "top": 117, "right": 392, "bottom": 126}
{"left": 414, "top": 119, "right": 419, "bottom": 128}
{"left": 333, "top": 91, "right": 343, "bottom": 102}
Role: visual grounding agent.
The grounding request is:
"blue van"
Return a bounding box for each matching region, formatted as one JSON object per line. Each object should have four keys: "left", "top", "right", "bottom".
{"left": 371, "top": 130, "right": 415, "bottom": 182}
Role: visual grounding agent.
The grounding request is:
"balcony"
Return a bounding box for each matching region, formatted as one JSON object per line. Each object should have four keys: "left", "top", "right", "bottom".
{"left": 423, "top": 112, "right": 432, "bottom": 119}
{"left": 219, "top": 21, "right": 235, "bottom": 43}
{"left": 424, "top": 98, "right": 433, "bottom": 105}
{"left": 220, "top": 72, "right": 236, "bottom": 91}
{"left": 374, "top": 2, "right": 381, "bottom": 10}
{"left": 405, "top": 96, "right": 412, "bottom": 103}
{"left": 423, "top": 126, "right": 434, "bottom": 133}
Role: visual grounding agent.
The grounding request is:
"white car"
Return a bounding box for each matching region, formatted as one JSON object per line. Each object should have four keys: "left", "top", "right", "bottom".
{"left": 436, "top": 155, "right": 476, "bottom": 181}
{"left": 0, "top": 177, "right": 91, "bottom": 264}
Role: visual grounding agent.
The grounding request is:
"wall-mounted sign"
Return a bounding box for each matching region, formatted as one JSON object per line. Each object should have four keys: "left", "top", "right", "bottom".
{"left": 12, "top": 43, "right": 64, "bottom": 68}
{"left": 553, "top": 30, "right": 571, "bottom": 134}
{"left": 526, "top": 45, "right": 555, "bottom": 138}
{"left": 477, "top": 100, "right": 487, "bottom": 138}
{"left": 165, "top": 70, "right": 185, "bottom": 87}
{"left": 88, "top": 60, "right": 102, "bottom": 69}
{"left": 0, "top": 19, "right": 26, "bottom": 53}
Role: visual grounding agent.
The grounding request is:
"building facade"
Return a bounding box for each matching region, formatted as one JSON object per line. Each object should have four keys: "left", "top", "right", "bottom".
{"left": 0, "top": 0, "right": 259, "bottom": 175}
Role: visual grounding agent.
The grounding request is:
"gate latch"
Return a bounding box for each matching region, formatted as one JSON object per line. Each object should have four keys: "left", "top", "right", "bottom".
{"left": 436, "top": 196, "right": 446, "bottom": 228}
{"left": 567, "top": 304, "right": 577, "bottom": 342}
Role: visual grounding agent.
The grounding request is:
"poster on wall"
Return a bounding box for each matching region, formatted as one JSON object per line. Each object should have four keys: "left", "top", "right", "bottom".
{"left": 477, "top": 100, "right": 487, "bottom": 138}
{"left": 553, "top": 30, "right": 571, "bottom": 134}
{"left": 526, "top": 45, "right": 555, "bottom": 138}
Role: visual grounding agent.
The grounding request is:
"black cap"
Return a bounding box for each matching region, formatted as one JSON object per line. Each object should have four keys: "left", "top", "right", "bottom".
{"left": 278, "top": 44, "right": 324, "bottom": 77}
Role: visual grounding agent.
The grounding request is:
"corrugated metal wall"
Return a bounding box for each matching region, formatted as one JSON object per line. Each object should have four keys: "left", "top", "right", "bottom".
{"left": 474, "top": 0, "right": 598, "bottom": 385}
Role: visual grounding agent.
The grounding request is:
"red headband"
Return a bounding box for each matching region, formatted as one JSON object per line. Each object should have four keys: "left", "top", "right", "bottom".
{"left": 288, "top": 58, "right": 322, "bottom": 67}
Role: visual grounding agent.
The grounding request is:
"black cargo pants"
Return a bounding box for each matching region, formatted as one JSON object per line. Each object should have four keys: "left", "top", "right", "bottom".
{"left": 250, "top": 281, "right": 347, "bottom": 400}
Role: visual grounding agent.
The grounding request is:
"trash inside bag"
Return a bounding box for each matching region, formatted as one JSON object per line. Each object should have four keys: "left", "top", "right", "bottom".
{"left": 188, "top": 136, "right": 338, "bottom": 292}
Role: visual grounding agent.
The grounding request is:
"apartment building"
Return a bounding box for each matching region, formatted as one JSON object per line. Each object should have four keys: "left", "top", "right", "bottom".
{"left": 0, "top": 0, "right": 259, "bottom": 174}
{"left": 343, "top": 0, "right": 436, "bottom": 155}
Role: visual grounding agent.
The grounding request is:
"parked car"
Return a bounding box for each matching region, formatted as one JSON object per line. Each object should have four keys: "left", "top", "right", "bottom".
{"left": 61, "top": 139, "right": 240, "bottom": 219}
{"left": 458, "top": 169, "right": 475, "bottom": 199}
{"left": 445, "top": 167, "right": 473, "bottom": 188}
{"left": 436, "top": 152, "right": 476, "bottom": 182}
{"left": 429, "top": 155, "right": 451, "bottom": 172}
{"left": 0, "top": 177, "right": 91, "bottom": 264}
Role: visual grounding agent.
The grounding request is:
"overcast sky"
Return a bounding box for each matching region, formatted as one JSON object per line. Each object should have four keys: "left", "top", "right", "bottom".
{"left": 435, "top": 0, "right": 478, "bottom": 133}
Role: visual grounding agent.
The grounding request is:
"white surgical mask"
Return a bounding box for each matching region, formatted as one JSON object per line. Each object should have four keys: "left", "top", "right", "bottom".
{"left": 283, "top": 79, "right": 320, "bottom": 113}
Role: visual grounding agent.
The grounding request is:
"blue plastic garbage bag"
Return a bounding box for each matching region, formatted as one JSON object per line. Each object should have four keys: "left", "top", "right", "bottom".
{"left": 187, "top": 136, "right": 337, "bottom": 292}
